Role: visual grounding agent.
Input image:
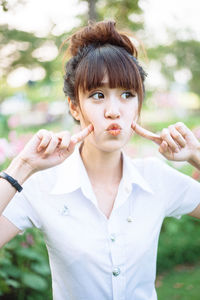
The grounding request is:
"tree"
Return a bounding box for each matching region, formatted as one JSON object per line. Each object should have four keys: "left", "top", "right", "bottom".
{"left": 79, "top": 0, "right": 143, "bottom": 31}
{"left": 148, "top": 39, "right": 200, "bottom": 95}
{"left": 88, "top": 0, "right": 97, "bottom": 21}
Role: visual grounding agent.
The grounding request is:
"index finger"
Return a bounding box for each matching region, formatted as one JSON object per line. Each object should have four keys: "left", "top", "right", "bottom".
{"left": 71, "top": 124, "right": 94, "bottom": 144}
{"left": 131, "top": 122, "right": 162, "bottom": 145}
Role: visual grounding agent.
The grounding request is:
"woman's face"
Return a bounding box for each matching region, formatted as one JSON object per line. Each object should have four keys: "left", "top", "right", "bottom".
{"left": 75, "top": 75, "right": 139, "bottom": 152}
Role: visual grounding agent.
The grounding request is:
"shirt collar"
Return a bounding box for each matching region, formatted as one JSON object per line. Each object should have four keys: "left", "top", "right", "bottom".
{"left": 122, "top": 151, "right": 154, "bottom": 195}
{"left": 50, "top": 144, "right": 84, "bottom": 195}
{"left": 50, "top": 144, "right": 154, "bottom": 195}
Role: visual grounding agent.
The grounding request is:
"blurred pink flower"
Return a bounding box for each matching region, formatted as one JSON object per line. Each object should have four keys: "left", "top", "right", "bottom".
{"left": 26, "top": 234, "right": 34, "bottom": 246}
{"left": 8, "top": 130, "right": 18, "bottom": 142}
{"left": 0, "top": 138, "right": 13, "bottom": 164}
{"left": 9, "top": 133, "right": 33, "bottom": 156}
{"left": 7, "top": 115, "right": 20, "bottom": 129}
{"left": 20, "top": 234, "right": 34, "bottom": 248}
{"left": 0, "top": 132, "right": 34, "bottom": 166}
{"left": 0, "top": 149, "right": 6, "bottom": 165}
{"left": 21, "top": 242, "right": 28, "bottom": 248}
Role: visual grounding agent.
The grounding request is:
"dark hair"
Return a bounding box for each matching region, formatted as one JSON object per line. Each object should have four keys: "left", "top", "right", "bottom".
{"left": 63, "top": 21, "right": 147, "bottom": 122}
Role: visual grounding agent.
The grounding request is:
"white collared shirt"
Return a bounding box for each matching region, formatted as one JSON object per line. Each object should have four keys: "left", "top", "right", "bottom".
{"left": 3, "top": 145, "right": 200, "bottom": 300}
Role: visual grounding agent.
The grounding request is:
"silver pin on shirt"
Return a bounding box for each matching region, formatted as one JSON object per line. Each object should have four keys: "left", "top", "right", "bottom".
{"left": 61, "top": 205, "right": 70, "bottom": 216}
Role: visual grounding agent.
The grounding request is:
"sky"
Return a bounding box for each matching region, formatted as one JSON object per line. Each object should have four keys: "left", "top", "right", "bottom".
{"left": 0, "top": 0, "right": 87, "bottom": 37}
{"left": 1, "top": 0, "right": 200, "bottom": 42}
{"left": 140, "top": 0, "right": 200, "bottom": 44}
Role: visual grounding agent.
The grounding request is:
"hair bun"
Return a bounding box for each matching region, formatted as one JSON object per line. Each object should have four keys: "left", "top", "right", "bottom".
{"left": 67, "top": 20, "right": 138, "bottom": 58}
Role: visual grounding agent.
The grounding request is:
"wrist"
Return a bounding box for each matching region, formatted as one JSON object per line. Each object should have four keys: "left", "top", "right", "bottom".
{"left": 5, "top": 156, "right": 34, "bottom": 185}
{"left": 188, "top": 143, "right": 200, "bottom": 171}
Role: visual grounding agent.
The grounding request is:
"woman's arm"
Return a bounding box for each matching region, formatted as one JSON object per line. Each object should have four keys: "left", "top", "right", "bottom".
{"left": 0, "top": 157, "right": 33, "bottom": 248}
{"left": 0, "top": 156, "right": 33, "bottom": 215}
{"left": 188, "top": 149, "right": 200, "bottom": 171}
{"left": 0, "top": 124, "right": 93, "bottom": 248}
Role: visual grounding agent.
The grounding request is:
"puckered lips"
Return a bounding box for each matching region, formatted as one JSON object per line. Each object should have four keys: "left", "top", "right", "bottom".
{"left": 106, "top": 123, "right": 122, "bottom": 136}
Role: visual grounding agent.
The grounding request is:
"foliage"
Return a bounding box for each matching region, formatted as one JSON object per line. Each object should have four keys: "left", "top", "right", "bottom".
{"left": 148, "top": 40, "right": 200, "bottom": 95}
{"left": 78, "top": 0, "right": 143, "bottom": 31}
{"left": 97, "top": 0, "right": 143, "bottom": 31}
{"left": 158, "top": 216, "right": 200, "bottom": 273}
{"left": 0, "top": 229, "right": 52, "bottom": 299}
{"left": 156, "top": 262, "right": 200, "bottom": 299}
{"left": 0, "top": 24, "right": 63, "bottom": 84}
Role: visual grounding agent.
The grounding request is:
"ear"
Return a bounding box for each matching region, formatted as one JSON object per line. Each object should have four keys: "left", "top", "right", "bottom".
{"left": 68, "top": 97, "right": 80, "bottom": 121}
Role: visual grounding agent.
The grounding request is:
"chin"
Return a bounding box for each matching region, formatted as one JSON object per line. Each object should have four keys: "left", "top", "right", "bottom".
{"left": 85, "top": 130, "right": 132, "bottom": 152}
{"left": 95, "top": 138, "right": 129, "bottom": 153}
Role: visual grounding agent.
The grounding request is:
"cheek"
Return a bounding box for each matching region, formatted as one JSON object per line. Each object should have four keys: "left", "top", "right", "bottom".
{"left": 80, "top": 109, "right": 94, "bottom": 124}
{"left": 125, "top": 102, "right": 139, "bottom": 122}
{"left": 79, "top": 105, "right": 102, "bottom": 131}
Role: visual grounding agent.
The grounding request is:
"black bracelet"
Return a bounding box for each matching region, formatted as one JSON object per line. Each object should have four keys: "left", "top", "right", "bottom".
{"left": 0, "top": 171, "right": 23, "bottom": 192}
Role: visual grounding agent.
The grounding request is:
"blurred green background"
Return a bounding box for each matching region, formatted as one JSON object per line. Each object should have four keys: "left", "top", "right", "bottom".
{"left": 0, "top": 0, "right": 200, "bottom": 299}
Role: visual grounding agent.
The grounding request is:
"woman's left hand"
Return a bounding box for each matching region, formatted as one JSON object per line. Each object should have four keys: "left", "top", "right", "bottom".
{"left": 131, "top": 121, "right": 200, "bottom": 162}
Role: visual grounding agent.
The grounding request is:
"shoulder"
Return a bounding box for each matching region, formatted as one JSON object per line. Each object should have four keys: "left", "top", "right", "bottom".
{"left": 129, "top": 155, "right": 188, "bottom": 192}
{"left": 23, "top": 160, "right": 68, "bottom": 194}
{"left": 131, "top": 156, "right": 167, "bottom": 175}
{"left": 131, "top": 155, "right": 198, "bottom": 192}
{"left": 21, "top": 146, "right": 82, "bottom": 197}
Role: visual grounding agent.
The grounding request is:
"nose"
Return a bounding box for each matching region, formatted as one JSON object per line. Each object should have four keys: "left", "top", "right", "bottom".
{"left": 104, "top": 100, "right": 120, "bottom": 119}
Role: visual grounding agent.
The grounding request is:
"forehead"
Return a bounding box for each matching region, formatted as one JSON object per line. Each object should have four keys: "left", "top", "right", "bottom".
{"left": 75, "top": 46, "right": 142, "bottom": 97}
{"left": 79, "top": 73, "right": 137, "bottom": 94}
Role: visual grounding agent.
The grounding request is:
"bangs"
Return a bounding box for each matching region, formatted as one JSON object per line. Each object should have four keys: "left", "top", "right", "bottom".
{"left": 75, "top": 45, "right": 144, "bottom": 99}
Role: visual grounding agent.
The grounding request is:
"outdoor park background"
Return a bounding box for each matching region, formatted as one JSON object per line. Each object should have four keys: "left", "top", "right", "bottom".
{"left": 0, "top": 0, "right": 200, "bottom": 299}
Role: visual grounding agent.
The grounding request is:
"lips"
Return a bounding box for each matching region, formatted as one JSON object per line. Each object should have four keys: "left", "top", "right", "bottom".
{"left": 106, "top": 123, "right": 122, "bottom": 136}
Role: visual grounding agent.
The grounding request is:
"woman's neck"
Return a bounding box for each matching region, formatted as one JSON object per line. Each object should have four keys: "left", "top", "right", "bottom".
{"left": 80, "top": 142, "right": 123, "bottom": 186}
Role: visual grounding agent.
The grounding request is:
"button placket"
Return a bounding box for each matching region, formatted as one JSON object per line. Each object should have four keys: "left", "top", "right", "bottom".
{"left": 108, "top": 217, "right": 126, "bottom": 300}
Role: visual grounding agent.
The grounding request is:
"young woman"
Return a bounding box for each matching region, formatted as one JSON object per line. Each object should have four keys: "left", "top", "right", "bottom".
{"left": 0, "top": 21, "right": 200, "bottom": 300}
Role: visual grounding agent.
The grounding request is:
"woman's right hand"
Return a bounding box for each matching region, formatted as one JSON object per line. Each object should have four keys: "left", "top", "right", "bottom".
{"left": 15, "top": 124, "right": 94, "bottom": 174}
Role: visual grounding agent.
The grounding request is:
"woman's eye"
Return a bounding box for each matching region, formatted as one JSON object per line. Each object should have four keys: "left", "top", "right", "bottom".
{"left": 121, "top": 92, "right": 136, "bottom": 99}
{"left": 90, "top": 92, "right": 104, "bottom": 100}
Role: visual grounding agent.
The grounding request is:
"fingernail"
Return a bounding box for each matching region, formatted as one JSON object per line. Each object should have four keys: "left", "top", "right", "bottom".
{"left": 175, "top": 148, "right": 179, "bottom": 153}
{"left": 71, "top": 137, "right": 77, "bottom": 144}
{"left": 132, "top": 122, "right": 136, "bottom": 129}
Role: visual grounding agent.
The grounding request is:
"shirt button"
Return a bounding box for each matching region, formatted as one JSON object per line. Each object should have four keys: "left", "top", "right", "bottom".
{"left": 127, "top": 216, "right": 133, "bottom": 222}
{"left": 112, "top": 267, "right": 120, "bottom": 276}
{"left": 110, "top": 233, "right": 116, "bottom": 242}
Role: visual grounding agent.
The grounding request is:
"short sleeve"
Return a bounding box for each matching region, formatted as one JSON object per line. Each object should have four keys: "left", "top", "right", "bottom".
{"left": 150, "top": 158, "right": 200, "bottom": 219}
{"left": 2, "top": 175, "right": 42, "bottom": 232}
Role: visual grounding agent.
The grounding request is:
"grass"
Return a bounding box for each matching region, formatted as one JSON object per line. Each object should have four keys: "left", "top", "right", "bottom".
{"left": 156, "top": 262, "right": 200, "bottom": 299}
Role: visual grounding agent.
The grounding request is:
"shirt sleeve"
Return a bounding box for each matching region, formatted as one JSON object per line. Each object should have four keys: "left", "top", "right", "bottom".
{"left": 2, "top": 174, "right": 42, "bottom": 232}
{"left": 150, "top": 157, "right": 200, "bottom": 219}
